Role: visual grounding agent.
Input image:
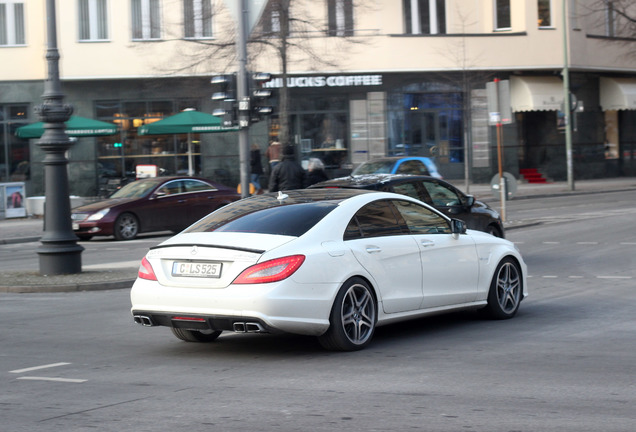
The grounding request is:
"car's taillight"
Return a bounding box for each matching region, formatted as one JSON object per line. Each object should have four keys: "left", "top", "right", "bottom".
{"left": 233, "top": 255, "right": 305, "bottom": 284}
{"left": 138, "top": 257, "right": 157, "bottom": 281}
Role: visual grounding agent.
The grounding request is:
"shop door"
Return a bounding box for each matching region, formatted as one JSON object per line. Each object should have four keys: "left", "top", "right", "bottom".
{"left": 408, "top": 110, "right": 440, "bottom": 157}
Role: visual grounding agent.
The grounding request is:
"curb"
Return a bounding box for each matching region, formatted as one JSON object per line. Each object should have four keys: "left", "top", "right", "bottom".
{"left": 0, "top": 278, "right": 135, "bottom": 294}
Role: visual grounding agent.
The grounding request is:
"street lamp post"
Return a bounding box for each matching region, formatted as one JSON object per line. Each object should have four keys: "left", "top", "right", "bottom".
{"left": 562, "top": 0, "right": 575, "bottom": 191}
{"left": 36, "top": 0, "right": 84, "bottom": 275}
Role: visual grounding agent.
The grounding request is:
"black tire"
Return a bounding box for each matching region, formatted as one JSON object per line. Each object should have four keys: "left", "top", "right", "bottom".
{"left": 113, "top": 213, "right": 139, "bottom": 240}
{"left": 486, "top": 224, "right": 503, "bottom": 238}
{"left": 483, "top": 258, "right": 522, "bottom": 319}
{"left": 76, "top": 234, "right": 93, "bottom": 241}
{"left": 171, "top": 328, "right": 222, "bottom": 343}
{"left": 318, "top": 277, "right": 377, "bottom": 351}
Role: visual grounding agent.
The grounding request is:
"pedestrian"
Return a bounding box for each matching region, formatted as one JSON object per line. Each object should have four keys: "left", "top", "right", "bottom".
{"left": 304, "top": 158, "right": 329, "bottom": 187}
{"left": 269, "top": 144, "right": 305, "bottom": 192}
{"left": 265, "top": 140, "right": 282, "bottom": 172}
{"left": 250, "top": 143, "right": 264, "bottom": 194}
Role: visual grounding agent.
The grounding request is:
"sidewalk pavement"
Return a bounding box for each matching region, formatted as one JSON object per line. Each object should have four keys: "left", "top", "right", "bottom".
{"left": 2, "top": 176, "right": 636, "bottom": 293}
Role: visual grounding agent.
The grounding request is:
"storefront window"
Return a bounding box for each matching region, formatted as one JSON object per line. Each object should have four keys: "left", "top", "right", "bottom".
{"left": 289, "top": 96, "right": 349, "bottom": 172}
{"left": 388, "top": 91, "right": 463, "bottom": 164}
{"left": 95, "top": 100, "right": 199, "bottom": 191}
{"left": 1, "top": 104, "right": 29, "bottom": 182}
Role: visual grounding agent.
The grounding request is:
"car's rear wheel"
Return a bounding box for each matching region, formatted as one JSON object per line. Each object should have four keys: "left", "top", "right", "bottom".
{"left": 318, "top": 277, "right": 377, "bottom": 351}
{"left": 483, "top": 258, "right": 522, "bottom": 319}
{"left": 113, "top": 212, "right": 139, "bottom": 240}
{"left": 171, "top": 328, "right": 222, "bottom": 343}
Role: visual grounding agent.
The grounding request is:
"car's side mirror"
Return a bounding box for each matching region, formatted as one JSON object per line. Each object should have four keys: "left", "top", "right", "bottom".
{"left": 153, "top": 191, "right": 167, "bottom": 199}
{"left": 451, "top": 218, "right": 467, "bottom": 238}
{"left": 464, "top": 195, "right": 475, "bottom": 207}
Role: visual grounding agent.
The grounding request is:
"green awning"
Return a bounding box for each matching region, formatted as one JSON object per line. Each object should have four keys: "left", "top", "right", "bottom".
{"left": 138, "top": 109, "right": 238, "bottom": 135}
{"left": 15, "top": 115, "right": 118, "bottom": 139}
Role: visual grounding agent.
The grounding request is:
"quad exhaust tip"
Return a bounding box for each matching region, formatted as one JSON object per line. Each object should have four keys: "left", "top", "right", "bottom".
{"left": 134, "top": 315, "right": 154, "bottom": 327}
{"left": 233, "top": 322, "right": 265, "bottom": 333}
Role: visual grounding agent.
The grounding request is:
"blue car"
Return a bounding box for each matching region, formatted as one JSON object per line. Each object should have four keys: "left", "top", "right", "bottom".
{"left": 352, "top": 156, "right": 442, "bottom": 179}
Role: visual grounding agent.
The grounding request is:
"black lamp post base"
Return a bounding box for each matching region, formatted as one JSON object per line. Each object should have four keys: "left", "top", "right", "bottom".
{"left": 38, "top": 243, "right": 84, "bottom": 275}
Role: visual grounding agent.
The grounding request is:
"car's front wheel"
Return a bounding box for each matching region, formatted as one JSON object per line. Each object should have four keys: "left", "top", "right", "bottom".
{"left": 171, "top": 328, "right": 222, "bottom": 343}
{"left": 113, "top": 212, "right": 139, "bottom": 240}
{"left": 486, "top": 224, "right": 503, "bottom": 238}
{"left": 318, "top": 277, "right": 377, "bottom": 351}
{"left": 483, "top": 258, "right": 522, "bottom": 319}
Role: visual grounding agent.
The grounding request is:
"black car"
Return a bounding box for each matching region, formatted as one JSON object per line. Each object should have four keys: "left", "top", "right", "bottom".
{"left": 310, "top": 174, "right": 504, "bottom": 237}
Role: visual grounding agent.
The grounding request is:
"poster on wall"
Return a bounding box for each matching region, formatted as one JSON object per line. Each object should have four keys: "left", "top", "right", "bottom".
{"left": 4, "top": 183, "right": 27, "bottom": 218}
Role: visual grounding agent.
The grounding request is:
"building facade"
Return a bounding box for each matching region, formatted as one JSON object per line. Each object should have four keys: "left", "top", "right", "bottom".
{"left": 1, "top": 0, "right": 635, "bottom": 198}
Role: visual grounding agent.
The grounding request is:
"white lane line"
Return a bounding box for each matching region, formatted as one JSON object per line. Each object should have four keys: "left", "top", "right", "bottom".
{"left": 16, "top": 376, "right": 87, "bottom": 383}
{"left": 568, "top": 275, "right": 584, "bottom": 279}
{"left": 542, "top": 275, "right": 558, "bottom": 278}
{"left": 10, "top": 362, "right": 70, "bottom": 374}
{"left": 620, "top": 242, "right": 636, "bottom": 245}
{"left": 542, "top": 241, "right": 560, "bottom": 244}
{"left": 576, "top": 242, "right": 598, "bottom": 245}
{"left": 84, "top": 260, "right": 140, "bottom": 270}
{"left": 597, "top": 276, "right": 633, "bottom": 279}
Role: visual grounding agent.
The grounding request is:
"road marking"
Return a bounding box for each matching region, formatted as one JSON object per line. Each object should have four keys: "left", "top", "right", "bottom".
{"left": 597, "top": 276, "right": 632, "bottom": 279}
{"left": 576, "top": 242, "right": 598, "bottom": 245}
{"left": 16, "top": 376, "right": 87, "bottom": 383}
{"left": 542, "top": 275, "right": 558, "bottom": 278}
{"left": 10, "top": 362, "right": 70, "bottom": 374}
{"left": 568, "top": 275, "right": 584, "bottom": 278}
{"left": 620, "top": 242, "right": 636, "bottom": 245}
{"left": 84, "top": 260, "right": 140, "bottom": 270}
{"left": 542, "top": 241, "right": 560, "bottom": 244}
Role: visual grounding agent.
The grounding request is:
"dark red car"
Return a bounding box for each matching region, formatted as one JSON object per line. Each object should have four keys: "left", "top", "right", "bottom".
{"left": 71, "top": 176, "right": 240, "bottom": 240}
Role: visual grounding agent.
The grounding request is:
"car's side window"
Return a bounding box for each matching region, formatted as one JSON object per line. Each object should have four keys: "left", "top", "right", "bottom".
{"left": 345, "top": 200, "right": 406, "bottom": 240}
{"left": 422, "top": 182, "right": 460, "bottom": 206}
{"left": 396, "top": 160, "right": 429, "bottom": 175}
{"left": 392, "top": 182, "right": 420, "bottom": 200}
{"left": 157, "top": 180, "right": 183, "bottom": 196}
{"left": 392, "top": 199, "right": 451, "bottom": 234}
{"left": 184, "top": 179, "right": 215, "bottom": 192}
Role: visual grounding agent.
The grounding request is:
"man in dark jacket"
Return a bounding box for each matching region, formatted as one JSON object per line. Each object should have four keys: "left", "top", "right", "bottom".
{"left": 269, "top": 145, "right": 305, "bottom": 192}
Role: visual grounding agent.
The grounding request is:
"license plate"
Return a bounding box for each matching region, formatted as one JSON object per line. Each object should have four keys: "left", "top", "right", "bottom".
{"left": 172, "top": 261, "right": 222, "bottom": 278}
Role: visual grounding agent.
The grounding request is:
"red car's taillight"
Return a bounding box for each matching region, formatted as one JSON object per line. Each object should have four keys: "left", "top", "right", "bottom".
{"left": 138, "top": 257, "right": 157, "bottom": 281}
{"left": 233, "top": 255, "right": 305, "bottom": 284}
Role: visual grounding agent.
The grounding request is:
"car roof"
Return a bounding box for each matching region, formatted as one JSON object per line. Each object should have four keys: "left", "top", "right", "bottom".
{"left": 361, "top": 156, "right": 431, "bottom": 163}
{"left": 310, "top": 173, "right": 439, "bottom": 189}
{"left": 245, "top": 188, "right": 373, "bottom": 204}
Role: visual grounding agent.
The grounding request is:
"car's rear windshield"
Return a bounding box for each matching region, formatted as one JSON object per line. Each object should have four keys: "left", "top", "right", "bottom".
{"left": 352, "top": 161, "right": 393, "bottom": 175}
{"left": 184, "top": 201, "right": 338, "bottom": 237}
{"left": 110, "top": 181, "right": 158, "bottom": 198}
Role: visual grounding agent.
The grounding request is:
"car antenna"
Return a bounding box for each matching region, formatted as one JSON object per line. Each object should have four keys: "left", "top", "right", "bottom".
{"left": 277, "top": 191, "right": 289, "bottom": 202}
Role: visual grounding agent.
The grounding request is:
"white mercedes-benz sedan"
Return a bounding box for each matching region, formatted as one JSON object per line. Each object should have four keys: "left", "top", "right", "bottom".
{"left": 131, "top": 189, "right": 527, "bottom": 351}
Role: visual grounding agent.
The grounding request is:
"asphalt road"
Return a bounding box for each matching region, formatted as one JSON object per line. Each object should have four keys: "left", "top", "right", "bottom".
{"left": 1, "top": 191, "right": 635, "bottom": 431}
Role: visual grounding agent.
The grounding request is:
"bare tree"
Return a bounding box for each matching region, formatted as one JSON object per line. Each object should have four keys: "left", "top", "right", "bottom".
{"left": 155, "top": 0, "right": 372, "bottom": 146}
{"left": 581, "top": 0, "right": 636, "bottom": 56}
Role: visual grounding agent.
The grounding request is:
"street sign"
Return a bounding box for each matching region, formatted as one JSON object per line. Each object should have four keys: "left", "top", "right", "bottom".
{"left": 224, "top": 0, "right": 268, "bottom": 35}
{"left": 486, "top": 80, "right": 513, "bottom": 125}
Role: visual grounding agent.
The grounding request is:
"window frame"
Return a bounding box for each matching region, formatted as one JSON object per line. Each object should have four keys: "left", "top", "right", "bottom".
{"left": 183, "top": 0, "right": 213, "bottom": 40}
{"left": 327, "top": 0, "right": 354, "bottom": 37}
{"left": 78, "top": 0, "right": 109, "bottom": 42}
{"left": 131, "top": 0, "right": 161, "bottom": 41}
{"left": 494, "top": 0, "right": 511, "bottom": 31}
{"left": 0, "top": 0, "right": 26, "bottom": 46}
{"left": 403, "top": 0, "right": 446, "bottom": 35}
{"left": 537, "top": 0, "right": 552, "bottom": 28}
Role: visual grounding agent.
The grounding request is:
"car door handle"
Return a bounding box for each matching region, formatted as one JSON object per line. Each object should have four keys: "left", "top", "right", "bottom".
{"left": 420, "top": 240, "right": 435, "bottom": 248}
{"left": 178, "top": 199, "right": 187, "bottom": 203}
{"left": 365, "top": 246, "right": 382, "bottom": 254}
